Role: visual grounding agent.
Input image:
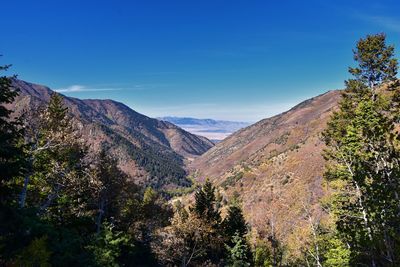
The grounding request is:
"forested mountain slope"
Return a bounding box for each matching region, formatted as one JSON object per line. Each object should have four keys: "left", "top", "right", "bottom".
{"left": 11, "top": 79, "right": 214, "bottom": 188}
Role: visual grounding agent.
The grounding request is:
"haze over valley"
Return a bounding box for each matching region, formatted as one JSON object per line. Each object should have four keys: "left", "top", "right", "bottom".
{"left": 159, "top": 117, "right": 250, "bottom": 142}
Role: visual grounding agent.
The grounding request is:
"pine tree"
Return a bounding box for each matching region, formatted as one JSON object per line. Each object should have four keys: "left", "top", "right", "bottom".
{"left": 87, "top": 221, "right": 133, "bottom": 267}
{"left": 0, "top": 63, "right": 25, "bottom": 200}
{"left": 223, "top": 204, "right": 252, "bottom": 266}
{"left": 20, "top": 92, "right": 88, "bottom": 218}
{"left": 225, "top": 232, "right": 251, "bottom": 267}
{"left": 222, "top": 205, "right": 247, "bottom": 243}
{"left": 323, "top": 33, "right": 400, "bottom": 266}
{"left": 349, "top": 33, "right": 398, "bottom": 89}
{"left": 93, "top": 148, "right": 126, "bottom": 232}
{"left": 192, "top": 179, "right": 221, "bottom": 225}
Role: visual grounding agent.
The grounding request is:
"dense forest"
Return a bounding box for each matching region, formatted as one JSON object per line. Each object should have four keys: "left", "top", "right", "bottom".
{"left": 1, "top": 33, "right": 400, "bottom": 266}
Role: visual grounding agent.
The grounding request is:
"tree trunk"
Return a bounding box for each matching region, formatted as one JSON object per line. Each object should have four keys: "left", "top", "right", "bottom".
{"left": 19, "top": 173, "right": 30, "bottom": 208}
{"left": 38, "top": 183, "right": 61, "bottom": 215}
{"left": 354, "top": 180, "right": 376, "bottom": 267}
{"left": 96, "top": 198, "right": 105, "bottom": 233}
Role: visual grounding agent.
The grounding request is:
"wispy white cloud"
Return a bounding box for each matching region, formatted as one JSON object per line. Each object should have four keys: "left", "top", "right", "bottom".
{"left": 357, "top": 14, "right": 400, "bottom": 33}
{"left": 55, "top": 83, "right": 156, "bottom": 93}
{"left": 55, "top": 84, "right": 123, "bottom": 93}
{"left": 315, "top": 1, "right": 400, "bottom": 33}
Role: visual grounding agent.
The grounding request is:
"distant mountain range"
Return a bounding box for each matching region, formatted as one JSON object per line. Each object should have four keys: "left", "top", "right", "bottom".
{"left": 158, "top": 116, "right": 250, "bottom": 142}
{"left": 10, "top": 79, "right": 214, "bottom": 189}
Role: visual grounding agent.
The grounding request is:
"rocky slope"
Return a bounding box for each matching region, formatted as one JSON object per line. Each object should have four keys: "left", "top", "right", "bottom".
{"left": 11, "top": 79, "right": 214, "bottom": 188}
{"left": 190, "top": 90, "right": 342, "bottom": 242}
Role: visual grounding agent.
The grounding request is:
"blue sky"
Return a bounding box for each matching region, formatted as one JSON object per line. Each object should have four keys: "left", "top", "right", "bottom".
{"left": 2, "top": 0, "right": 400, "bottom": 121}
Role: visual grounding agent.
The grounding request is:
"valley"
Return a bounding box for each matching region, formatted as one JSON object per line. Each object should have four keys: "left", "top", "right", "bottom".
{"left": 159, "top": 116, "right": 250, "bottom": 142}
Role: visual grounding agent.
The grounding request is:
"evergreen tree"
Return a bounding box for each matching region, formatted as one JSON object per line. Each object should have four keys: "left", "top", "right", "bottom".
{"left": 349, "top": 33, "right": 398, "bottom": 89}
{"left": 222, "top": 204, "right": 248, "bottom": 243}
{"left": 87, "top": 221, "right": 133, "bottom": 267}
{"left": 0, "top": 80, "right": 175, "bottom": 266}
{"left": 225, "top": 232, "right": 251, "bottom": 267}
{"left": 93, "top": 148, "right": 126, "bottom": 233}
{"left": 323, "top": 33, "right": 400, "bottom": 266}
{"left": 0, "top": 63, "right": 25, "bottom": 201}
{"left": 222, "top": 204, "right": 252, "bottom": 266}
{"left": 27, "top": 93, "right": 88, "bottom": 219}
{"left": 192, "top": 179, "right": 221, "bottom": 225}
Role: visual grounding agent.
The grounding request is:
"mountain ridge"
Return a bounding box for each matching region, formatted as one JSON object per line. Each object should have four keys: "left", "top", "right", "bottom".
{"left": 11, "top": 79, "right": 214, "bottom": 188}
{"left": 190, "top": 89, "right": 342, "bottom": 242}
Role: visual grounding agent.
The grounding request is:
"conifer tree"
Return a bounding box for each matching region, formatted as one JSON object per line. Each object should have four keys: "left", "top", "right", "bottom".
{"left": 192, "top": 179, "right": 221, "bottom": 225}
{"left": 323, "top": 33, "right": 400, "bottom": 266}
{"left": 0, "top": 63, "right": 25, "bottom": 200}
{"left": 93, "top": 148, "right": 126, "bottom": 232}
{"left": 20, "top": 93, "right": 88, "bottom": 218}
{"left": 222, "top": 205, "right": 247, "bottom": 243}
{"left": 225, "top": 232, "right": 251, "bottom": 267}
{"left": 223, "top": 204, "right": 252, "bottom": 266}
{"left": 349, "top": 33, "right": 398, "bottom": 89}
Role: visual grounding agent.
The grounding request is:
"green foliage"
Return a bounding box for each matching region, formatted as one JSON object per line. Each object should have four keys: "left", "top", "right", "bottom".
{"left": 143, "top": 187, "right": 157, "bottom": 205}
{"left": 323, "top": 33, "right": 400, "bottom": 265}
{"left": 221, "top": 171, "right": 244, "bottom": 189}
{"left": 0, "top": 205, "right": 93, "bottom": 266}
{"left": 87, "top": 222, "right": 133, "bottom": 267}
{"left": 139, "top": 186, "right": 173, "bottom": 233}
{"left": 165, "top": 184, "right": 197, "bottom": 197}
{"left": 100, "top": 124, "right": 189, "bottom": 189}
{"left": 0, "top": 76, "right": 246, "bottom": 266}
{"left": 15, "top": 236, "right": 51, "bottom": 267}
{"left": 225, "top": 232, "right": 251, "bottom": 267}
{"left": 44, "top": 93, "right": 69, "bottom": 131}
{"left": 192, "top": 179, "right": 221, "bottom": 225}
{"left": 253, "top": 244, "right": 272, "bottom": 267}
{"left": 323, "top": 237, "right": 351, "bottom": 267}
{"left": 25, "top": 92, "right": 89, "bottom": 221}
{"left": 8, "top": 34, "right": 400, "bottom": 266}
{"left": 0, "top": 90, "right": 174, "bottom": 266}
{"left": 349, "top": 33, "right": 398, "bottom": 88}
{"left": 222, "top": 205, "right": 248, "bottom": 243}
{"left": 273, "top": 132, "right": 290, "bottom": 145}
{"left": 156, "top": 180, "right": 246, "bottom": 266}
{"left": 93, "top": 149, "right": 127, "bottom": 232}
{"left": 165, "top": 175, "right": 199, "bottom": 197}
{"left": 0, "top": 62, "right": 25, "bottom": 200}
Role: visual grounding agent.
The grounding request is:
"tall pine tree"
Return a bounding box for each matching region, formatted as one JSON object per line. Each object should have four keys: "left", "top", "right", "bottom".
{"left": 222, "top": 205, "right": 247, "bottom": 242}
{"left": 323, "top": 33, "right": 400, "bottom": 266}
{"left": 0, "top": 63, "right": 25, "bottom": 201}
{"left": 192, "top": 179, "right": 221, "bottom": 226}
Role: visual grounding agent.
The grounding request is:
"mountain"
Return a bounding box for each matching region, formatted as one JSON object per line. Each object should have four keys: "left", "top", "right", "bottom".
{"left": 158, "top": 116, "right": 250, "bottom": 142}
{"left": 11, "top": 79, "right": 214, "bottom": 189}
{"left": 190, "top": 90, "right": 342, "bottom": 242}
